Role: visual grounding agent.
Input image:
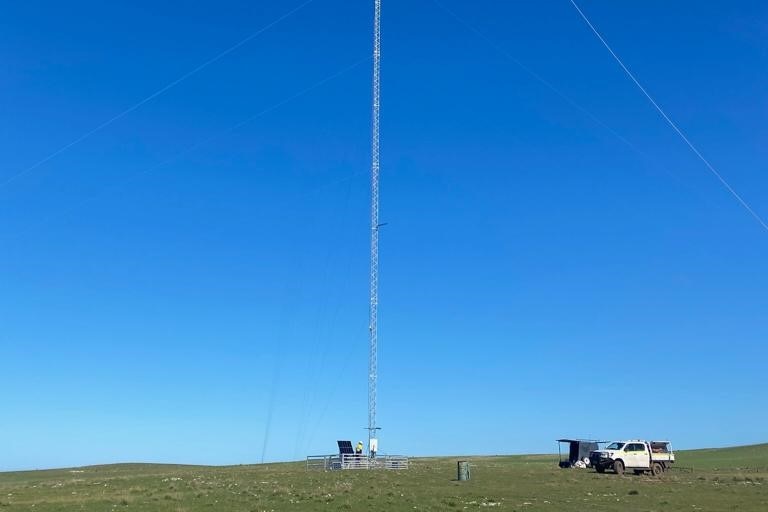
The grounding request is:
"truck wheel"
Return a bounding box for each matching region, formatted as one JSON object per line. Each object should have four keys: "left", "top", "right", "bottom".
{"left": 614, "top": 460, "right": 625, "bottom": 476}
{"left": 595, "top": 466, "right": 605, "bottom": 474}
{"left": 651, "top": 462, "right": 663, "bottom": 476}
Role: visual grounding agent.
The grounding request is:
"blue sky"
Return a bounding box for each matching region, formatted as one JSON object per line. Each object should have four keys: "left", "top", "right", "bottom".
{"left": 1, "top": 0, "right": 767, "bottom": 471}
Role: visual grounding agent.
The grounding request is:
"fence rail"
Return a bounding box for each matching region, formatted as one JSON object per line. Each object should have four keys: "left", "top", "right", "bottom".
{"left": 306, "top": 455, "right": 340, "bottom": 471}
{"left": 306, "top": 454, "right": 409, "bottom": 471}
{"left": 383, "top": 455, "right": 409, "bottom": 470}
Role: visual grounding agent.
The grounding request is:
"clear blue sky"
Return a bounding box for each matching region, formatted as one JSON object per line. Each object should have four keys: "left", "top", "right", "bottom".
{"left": 1, "top": 0, "right": 767, "bottom": 471}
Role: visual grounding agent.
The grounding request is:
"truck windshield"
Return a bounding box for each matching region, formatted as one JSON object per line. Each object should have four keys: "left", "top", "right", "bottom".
{"left": 606, "top": 442, "right": 625, "bottom": 450}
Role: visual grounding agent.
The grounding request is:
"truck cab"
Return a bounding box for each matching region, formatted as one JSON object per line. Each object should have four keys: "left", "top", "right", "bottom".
{"left": 589, "top": 440, "right": 674, "bottom": 476}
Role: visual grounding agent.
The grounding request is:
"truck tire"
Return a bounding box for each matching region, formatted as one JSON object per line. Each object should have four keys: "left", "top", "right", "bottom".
{"left": 595, "top": 466, "right": 605, "bottom": 474}
{"left": 651, "top": 462, "right": 663, "bottom": 476}
{"left": 614, "top": 460, "right": 625, "bottom": 476}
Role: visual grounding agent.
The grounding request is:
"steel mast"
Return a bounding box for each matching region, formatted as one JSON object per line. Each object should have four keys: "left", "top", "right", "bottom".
{"left": 367, "top": 0, "right": 382, "bottom": 456}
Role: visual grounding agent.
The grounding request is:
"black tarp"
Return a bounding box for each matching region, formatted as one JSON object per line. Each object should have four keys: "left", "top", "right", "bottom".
{"left": 557, "top": 439, "right": 600, "bottom": 467}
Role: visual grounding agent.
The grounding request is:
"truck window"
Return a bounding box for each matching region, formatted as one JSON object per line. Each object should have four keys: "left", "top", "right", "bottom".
{"left": 606, "top": 442, "right": 625, "bottom": 450}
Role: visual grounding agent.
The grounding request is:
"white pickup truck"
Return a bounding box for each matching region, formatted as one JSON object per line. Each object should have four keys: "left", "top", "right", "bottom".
{"left": 589, "top": 440, "right": 674, "bottom": 476}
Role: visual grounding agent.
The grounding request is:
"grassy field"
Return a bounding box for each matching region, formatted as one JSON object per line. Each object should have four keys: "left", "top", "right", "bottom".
{"left": 1, "top": 445, "right": 766, "bottom": 511}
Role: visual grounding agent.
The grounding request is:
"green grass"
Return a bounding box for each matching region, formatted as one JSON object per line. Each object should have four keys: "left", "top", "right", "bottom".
{"left": 681, "top": 443, "right": 768, "bottom": 471}
{"left": 1, "top": 445, "right": 766, "bottom": 511}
